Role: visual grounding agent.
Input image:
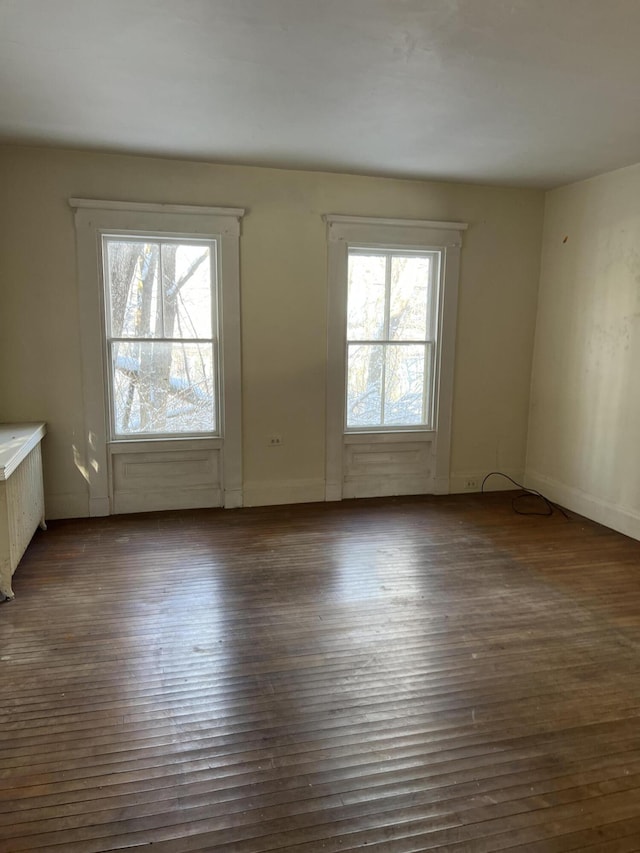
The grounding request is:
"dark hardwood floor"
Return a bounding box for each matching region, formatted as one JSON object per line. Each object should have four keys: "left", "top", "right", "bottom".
{"left": 2, "top": 493, "right": 640, "bottom": 852}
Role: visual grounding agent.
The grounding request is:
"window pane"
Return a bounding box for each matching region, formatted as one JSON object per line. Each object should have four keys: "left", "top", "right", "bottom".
{"left": 111, "top": 341, "right": 215, "bottom": 435}
{"left": 347, "top": 253, "right": 386, "bottom": 341}
{"left": 346, "top": 344, "right": 383, "bottom": 428}
{"left": 383, "top": 344, "right": 427, "bottom": 426}
{"left": 105, "top": 240, "right": 160, "bottom": 338}
{"left": 389, "top": 255, "right": 431, "bottom": 341}
{"left": 161, "top": 243, "right": 213, "bottom": 339}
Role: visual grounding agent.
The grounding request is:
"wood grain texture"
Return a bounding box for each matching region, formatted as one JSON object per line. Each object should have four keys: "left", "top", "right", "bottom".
{"left": 2, "top": 493, "right": 640, "bottom": 852}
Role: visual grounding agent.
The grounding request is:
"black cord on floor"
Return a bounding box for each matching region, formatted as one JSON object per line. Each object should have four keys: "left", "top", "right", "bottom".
{"left": 481, "top": 471, "right": 571, "bottom": 519}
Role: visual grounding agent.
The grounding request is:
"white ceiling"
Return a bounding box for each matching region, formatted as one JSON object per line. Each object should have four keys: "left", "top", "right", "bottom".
{"left": 1, "top": 0, "right": 639, "bottom": 189}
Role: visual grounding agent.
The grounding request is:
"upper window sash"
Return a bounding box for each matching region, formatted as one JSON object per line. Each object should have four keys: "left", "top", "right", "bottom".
{"left": 346, "top": 246, "right": 440, "bottom": 346}
{"left": 101, "top": 234, "right": 218, "bottom": 343}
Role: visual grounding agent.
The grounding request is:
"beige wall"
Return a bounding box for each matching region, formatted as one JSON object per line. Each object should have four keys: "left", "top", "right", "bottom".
{"left": 0, "top": 145, "right": 544, "bottom": 517}
{"left": 527, "top": 162, "right": 640, "bottom": 538}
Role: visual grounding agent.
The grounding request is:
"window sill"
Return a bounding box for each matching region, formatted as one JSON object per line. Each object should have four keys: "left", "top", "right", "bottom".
{"left": 108, "top": 436, "right": 222, "bottom": 454}
{"left": 343, "top": 430, "right": 435, "bottom": 445}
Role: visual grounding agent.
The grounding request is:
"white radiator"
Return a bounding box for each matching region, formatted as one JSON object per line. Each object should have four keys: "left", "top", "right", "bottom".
{"left": 0, "top": 423, "right": 46, "bottom": 600}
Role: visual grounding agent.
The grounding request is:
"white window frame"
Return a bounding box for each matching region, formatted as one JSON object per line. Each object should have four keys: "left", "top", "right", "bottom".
{"left": 71, "top": 199, "right": 244, "bottom": 514}
{"left": 325, "top": 215, "right": 467, "bottom": 500}
{"left": 344, "top": 245, "right": 442, "bottom": 433}
{"left": 102, "top": 232, "right": 221, "bottom": 441}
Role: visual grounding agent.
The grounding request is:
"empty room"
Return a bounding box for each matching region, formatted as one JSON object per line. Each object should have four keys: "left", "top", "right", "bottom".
{"left": 1, "top": 1, "right": 640, "bottom": 851}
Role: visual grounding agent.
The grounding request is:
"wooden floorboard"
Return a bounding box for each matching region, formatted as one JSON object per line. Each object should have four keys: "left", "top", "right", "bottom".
{"left": 2, "top": 493, "right": 640, "bottom": 852}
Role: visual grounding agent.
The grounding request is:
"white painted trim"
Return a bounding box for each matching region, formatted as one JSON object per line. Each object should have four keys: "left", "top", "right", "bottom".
{"left": 89, "top": 496, "right": 110, "bottom": 517}
{"left": 324, "top": 215, "right": 468, "bottom": 231}
{"left": 525, "top": 470, "right": 640, "bottom": 542}
{"left": 344, "top": 430, "right": 435, "bottom": 445}
{"left": 325, "top": 483, "right": 342, "bottom": 502}
{"left": 113, "top": 488, "right": 222, "bottom": 515}
{"left": 109, "top": 437, "right": 223, "bottom": 454}
{"left": 218, "top": 218, "right": 244, "bottom": 509}
{"left": 244, "top": 478, "right": 325, "bottom": 507}
{"left": 70, "top": 198, "right": 245, "bottom": 218}
{"left": 324, "top": 215, "right": 465, "bottom": 501}
{"left": 0, "top": 423, "right": 46, "bottom": 481}
{"left": 325, "top": 229, "right": 348, "bottom": 501}
{"left": 224, "top": 488, "right": 243, "bottom": 510}
{"left": 324, "top": 216, "right": 466, "bottom": 249}
{"left": 74, "top": 209, "right": 111, "bottom": 515}
{"left": 431, "top": 476, "right": 450, "bottom": 496}
{"left": 343, "top": 476, "right": 435, "bottom": 500}
{"left": 72, "top": 199, "right": 244, "bottom": 515}
{"left": 432, "top": 244, "right": 461, "bottom": 488}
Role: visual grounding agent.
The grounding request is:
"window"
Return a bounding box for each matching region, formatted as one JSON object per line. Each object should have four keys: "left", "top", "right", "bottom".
{"left": 103, "top": 236, "right": 218, "bottom": 438}
{"left": 346, "top": 248, "right": 440, "bottom": 430}
{"left": 71, "top": 199, "right": 244, "bottom": 514}
{"left": 324, "top": 215, "right": 466, "bottom": 501}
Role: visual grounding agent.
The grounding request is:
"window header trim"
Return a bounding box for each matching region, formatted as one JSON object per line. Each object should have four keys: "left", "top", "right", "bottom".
{"left": 69, "top": 198, "right": 245, "bottom": 218}
{"left": 323, "top": 214, "right": 467, "bottom": 249}
{"left": 323, "top": 214, "right": 467, "bottom": 231}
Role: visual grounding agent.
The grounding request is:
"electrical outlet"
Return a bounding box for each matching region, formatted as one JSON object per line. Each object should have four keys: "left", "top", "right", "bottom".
{"left": 463, "top": 478, "right": 478, "bottom": 490}
{"left": 268, "top": 434, "right": 282, "bottom": 446}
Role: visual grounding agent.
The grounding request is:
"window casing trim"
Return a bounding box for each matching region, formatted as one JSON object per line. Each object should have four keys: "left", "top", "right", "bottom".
{"left": 324, "top": 214, "right": 468, "bottom": 233}
{"left": 71, "top": 199, "right": 244, "bottom": 514}
{"left": 69, "top": 197, "right": 245, "bottom": 220}
{"left": 325, "top": 214, "right": 466, "bottom": 500}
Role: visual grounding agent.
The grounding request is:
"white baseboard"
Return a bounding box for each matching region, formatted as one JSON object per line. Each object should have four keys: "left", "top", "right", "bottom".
{"left": 45, "top": 492, "right": 90, "bottom": 520}
{"left": 325, "top": 481, "right": 342, "bottom": 502}
{"left": 112, "top": 488, "right": 221, "bottom": 515}
{"left": 89, "top": 496, "right": 110, "bottom": 517}
{"left": 244, "top": 478, "right": 325, "bottom": 507}
{"left": 223, "top": 488, "right": 243, "bottom": 509}
{"left": 449, "top": 470, "right": 524, "bottom": 494}
{"left": 342, "top": 476, "right": 434, "bottom": 499}
{"left": 525, "top": 470, "right": 640, "bottom": 542}
{"left": 328, "top": 475, "right": 449, "bottom": 500}
{"left": 432, "top": 476, "right": 450, "bottom": 495}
